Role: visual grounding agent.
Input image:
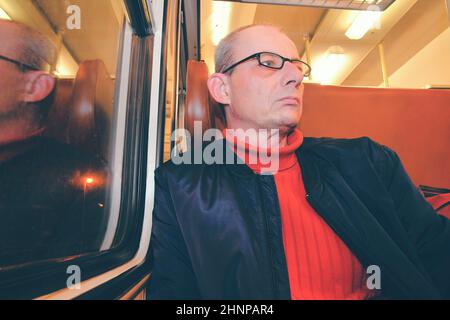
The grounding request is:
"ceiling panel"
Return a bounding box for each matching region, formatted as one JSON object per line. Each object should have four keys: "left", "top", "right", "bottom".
{"left": 33, "top": 0, "right": 123, "bottom": 76}
{"left": 253, "top": 4, "right": 326, "bottom": 54}
{"left": 201, "top": 0, "right": 325, "bottom": 71}
{"left": 306, "top": 0, "right": 418, "bottom": 85}
{"left": 343, "top": 0, "right": 450, "bottom": 86}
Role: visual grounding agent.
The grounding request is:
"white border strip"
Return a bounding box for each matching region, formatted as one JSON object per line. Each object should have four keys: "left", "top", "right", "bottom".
{"left": 100, "top": 20, "right": 133, "bottom": 251}
{"left": 36, "top": 0, "right": 164, "bottom": 300}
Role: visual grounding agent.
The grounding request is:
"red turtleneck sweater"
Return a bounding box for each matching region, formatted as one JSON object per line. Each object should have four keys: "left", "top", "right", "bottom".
{"left": 225, "top": 129, "right": 375, "bottom": 300}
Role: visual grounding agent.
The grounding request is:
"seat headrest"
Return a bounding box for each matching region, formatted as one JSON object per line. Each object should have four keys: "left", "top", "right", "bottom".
{"left": 46, "top": 60, "right": 114, "bottom": 160}
{"left": 67, "top": 60, "right": 114, "bottom": 159}
{"left": 185, "top": 60, "right": 225, "bottom": 137}
{"left": 45, "top": 78, "right": 74, "bottom": 140}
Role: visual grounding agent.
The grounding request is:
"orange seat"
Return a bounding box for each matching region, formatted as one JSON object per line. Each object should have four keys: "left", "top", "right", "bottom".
{"left": 185, "top": 60, "right": 224, "bottom": 135}
{"left": 301, "top": 84, "right": 450, "bottom": 189}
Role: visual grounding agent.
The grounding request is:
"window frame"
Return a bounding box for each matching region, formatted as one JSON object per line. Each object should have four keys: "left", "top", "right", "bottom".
{"left": 0, "top": 0, "right": 159, "bottom": 299}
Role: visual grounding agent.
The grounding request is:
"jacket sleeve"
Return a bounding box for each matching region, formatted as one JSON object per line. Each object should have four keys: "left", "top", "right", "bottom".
{"left": 147, "top": 167, "right": 201, "bottom": 299}
{"left": 374, "top": 142, "right": 450, "bottom": 298}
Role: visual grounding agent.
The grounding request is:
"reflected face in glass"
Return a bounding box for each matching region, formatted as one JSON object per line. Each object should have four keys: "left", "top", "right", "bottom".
{"left": 0, "top": 21, "right": 27, "bottom": 123}
{"left": 0, "top": 1, "right": 123, "bottom": 270}
{"left": 224, "top": 26, "right": 304, "bottom": 133}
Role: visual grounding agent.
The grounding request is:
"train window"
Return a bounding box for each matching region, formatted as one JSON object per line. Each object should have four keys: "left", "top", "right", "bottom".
{"left": 0, "top": 0, "right": 126, "bottom": 268}
{"left": 201, "top": 0, "right": 450, "bottom": 89}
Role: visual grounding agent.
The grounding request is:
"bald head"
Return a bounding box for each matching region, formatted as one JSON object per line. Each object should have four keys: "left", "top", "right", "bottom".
{"left": 0, "top": 20, "right": 56, "bottom": 71}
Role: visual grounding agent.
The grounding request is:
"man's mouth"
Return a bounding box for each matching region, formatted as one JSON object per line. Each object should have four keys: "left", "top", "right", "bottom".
{"left": 278, "top": 96, "right": 300, "bottom": 105}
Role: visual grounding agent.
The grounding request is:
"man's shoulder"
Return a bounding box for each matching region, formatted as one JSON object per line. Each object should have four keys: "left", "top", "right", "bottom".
{"left": 301, "top": 136, "right": 397, "bottom": 166}
{"left": 37, "top": 137, "right": 105, "bottom": 168}
{"left": 0, "top": 137, "right": 107, "bottom": 205}
{"left": 154, "top": 135, "right": 399, "bottom": 181}
{"left": 155, "top": 138, "right": 240, "bottom": 177}
{"left": 155, "top": 156, "right": 221, "bottom": 183}
{"left": 303, "top": 135, "right": 381, "bottom": 151}
{"left": 1, "top": 137, "right": 104, "bottom": 170}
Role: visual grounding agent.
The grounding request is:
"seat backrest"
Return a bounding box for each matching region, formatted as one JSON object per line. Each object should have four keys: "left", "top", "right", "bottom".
{"left": 45, "top": 59, "right": 114, "bottom": 160}
{"left": 184, "top": 59, "right": 450, "bottom": 188}
{"left": 185, "top": 60, "right": 224, "bottom": 136}
{"left": 45, "top": 78, "right": 74, "bottom": 141}
{"left": 301, "top": 84, "right": 450, "bottom": 188}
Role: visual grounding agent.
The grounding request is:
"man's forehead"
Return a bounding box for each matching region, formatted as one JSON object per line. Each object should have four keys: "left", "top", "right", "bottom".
{"left": 232, "top": 26, "right": 299, "bottom": 59}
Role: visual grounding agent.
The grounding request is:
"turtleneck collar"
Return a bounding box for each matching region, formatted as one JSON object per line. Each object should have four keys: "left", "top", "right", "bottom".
{"left": 224, "top": 128, "right": 304, "bottom": 174}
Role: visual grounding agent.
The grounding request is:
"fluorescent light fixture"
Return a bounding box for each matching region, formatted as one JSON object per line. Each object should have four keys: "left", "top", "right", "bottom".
{"left": 314, "top": 47, "right": 346, "bottom": 85}
{"left": 0, "top": 8, "right": 11, "bottom": 20}
{"left": 345, "top": 10, "right": 382, "bottom": 40}
{"left": 218, "top": 0, "right": 395, "bottom": 11}
{"left": 211, "top": 1, "right": 232, "bottom": 46}
{"left": 54, "top": 62, "right": 76, "bottom": 78}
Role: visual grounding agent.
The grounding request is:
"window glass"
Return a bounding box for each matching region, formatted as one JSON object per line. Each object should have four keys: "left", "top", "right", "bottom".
{"left": 0, "top": 0, "right": 125, "bottom": 267}
{"left": 162, "top": 0, "right": 181, "bottom": 161}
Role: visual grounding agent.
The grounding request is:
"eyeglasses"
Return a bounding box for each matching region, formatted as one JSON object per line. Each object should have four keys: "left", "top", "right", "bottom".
{"left": 221, "top": 51, "right": 312, "bottom": 77}
{"left": 0, "top": 53, "right": 40, "bottom": 71}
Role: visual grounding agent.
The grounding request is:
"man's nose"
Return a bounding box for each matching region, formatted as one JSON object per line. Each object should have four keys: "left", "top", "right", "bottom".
{"left": 281, "top": 61, "right": 304, "bottom": 87}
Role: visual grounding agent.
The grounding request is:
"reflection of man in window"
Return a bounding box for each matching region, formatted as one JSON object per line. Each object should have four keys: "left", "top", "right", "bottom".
{"left": 0, "top": 20, "right": 107, "bottom": 266}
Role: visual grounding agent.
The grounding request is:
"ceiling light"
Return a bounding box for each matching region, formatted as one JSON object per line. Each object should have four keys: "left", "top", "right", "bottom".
{"left": 345, "top": 10, "right": 382, "bottom": 40}
{"left": 0, "top": 8, "right": 11, "bottom": 20}
{"left": 314, "top": 46, "right": 346, "bottom": 85}
{"left": 211, "top": 2, "right": 232, "bottom": 46}
{"left": 54, "top": 62, "right": 76, "bottom": 78}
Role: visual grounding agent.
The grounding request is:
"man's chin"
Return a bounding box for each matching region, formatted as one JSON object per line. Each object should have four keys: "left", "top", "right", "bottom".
{"left": 278, "top": 113, "right": 301, "bottom": 129}
{"left": 276, "top": 122, "right": 299, "bottom": 135}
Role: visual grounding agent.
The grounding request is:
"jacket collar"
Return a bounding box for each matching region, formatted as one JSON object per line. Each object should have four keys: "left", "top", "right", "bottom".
{"left": 295, "top": 140, "right": 321, "bottom": 195}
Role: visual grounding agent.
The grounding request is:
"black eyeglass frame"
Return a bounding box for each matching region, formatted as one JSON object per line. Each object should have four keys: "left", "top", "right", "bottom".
{"left": 0, "top": 53, "right": 42, "bottom": 71}
{"left": 221, "top": 51, "right": 312, "bottom": 77}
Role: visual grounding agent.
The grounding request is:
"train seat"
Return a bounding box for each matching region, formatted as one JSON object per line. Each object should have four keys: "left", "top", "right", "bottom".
{"left": 45, "top": 78, "right": 74, "bottom": 141}
{"left": 301, "top": 84, "right": 450, "bottom": 189}
{"left": 185, "top": 60, "right": 224, "bottom": 136}
{"left": 45, "top": 60, "right": 114, "bottom": 161}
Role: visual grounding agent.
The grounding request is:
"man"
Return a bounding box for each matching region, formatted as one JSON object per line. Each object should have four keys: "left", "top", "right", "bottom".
{"left": 148, "top": 25, "right": 450, "bottom": 299}
{"left": 0, "top": 20, "right": 107, "bottom": 266}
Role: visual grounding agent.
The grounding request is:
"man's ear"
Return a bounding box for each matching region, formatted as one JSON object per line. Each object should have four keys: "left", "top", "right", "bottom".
{"left": 22, "top": 71, "right": 56, "bottom": 103}
{"left": 207, "top": 73, "right": 231, "bottom": 105}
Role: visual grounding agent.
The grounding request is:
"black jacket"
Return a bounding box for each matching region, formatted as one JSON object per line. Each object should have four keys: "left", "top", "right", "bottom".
{"left": 148, "top": 136, "right": 450, "bottom": 299}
